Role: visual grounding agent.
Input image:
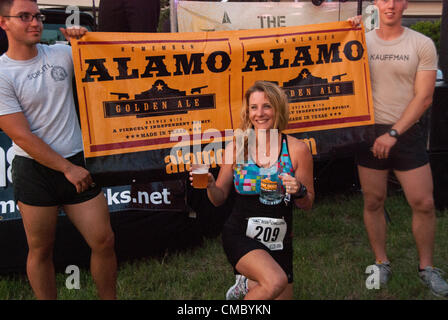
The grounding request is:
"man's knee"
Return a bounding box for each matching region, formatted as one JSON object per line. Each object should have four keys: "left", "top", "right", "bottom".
{"left": 410, "top": 196, "right": 435, "bottom": 215}
{"left": 91, "top": 230, "right": 115, "bottom": 253}
{"left": 363, "top": 191, "right": 386, "bottom": 212}
{"left": 28, "top": 241, "right": 54, "bottom": 261}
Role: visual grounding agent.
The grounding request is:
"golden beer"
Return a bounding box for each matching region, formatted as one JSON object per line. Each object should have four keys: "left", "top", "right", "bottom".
{"left": 192, "top": 164, "right": 209, "bottom": 189}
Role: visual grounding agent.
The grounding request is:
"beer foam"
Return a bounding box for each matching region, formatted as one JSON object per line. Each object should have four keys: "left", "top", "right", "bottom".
{"left": 192, "top": 168, "right": 209, "bottom": 174}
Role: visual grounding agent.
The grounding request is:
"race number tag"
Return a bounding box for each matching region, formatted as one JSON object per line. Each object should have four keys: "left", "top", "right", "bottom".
{"left": 246, "top": 217, "right": 287, "bottom": 251}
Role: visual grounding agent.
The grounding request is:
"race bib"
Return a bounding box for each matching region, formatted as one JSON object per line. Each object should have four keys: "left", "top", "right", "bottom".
{"left": 246, "top": 217, "right": 287, "bottom": 251}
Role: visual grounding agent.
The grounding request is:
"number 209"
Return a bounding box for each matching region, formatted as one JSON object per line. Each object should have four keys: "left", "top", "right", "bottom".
{"left": 254, "top": 226, "right": 280, "bottom": 242}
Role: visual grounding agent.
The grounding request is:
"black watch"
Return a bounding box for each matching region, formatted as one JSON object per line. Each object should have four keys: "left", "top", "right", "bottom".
{"left": 388, "top": 129, "right": 399, "bottom": 139}
{"left": 292, "top": 183, "right": 307, "bottom": 199}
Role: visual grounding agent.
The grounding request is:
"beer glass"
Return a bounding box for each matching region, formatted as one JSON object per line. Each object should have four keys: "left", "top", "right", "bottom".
{"left": 259, "top": 167, "right": 284, "bottom": 205}
{"left": 191, "top": 164, "right": 210, "bottom": 189}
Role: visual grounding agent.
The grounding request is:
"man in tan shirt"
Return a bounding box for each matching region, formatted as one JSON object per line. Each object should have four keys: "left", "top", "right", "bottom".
{"left": 351, "top": 0, "right": 448, "bottom": 298}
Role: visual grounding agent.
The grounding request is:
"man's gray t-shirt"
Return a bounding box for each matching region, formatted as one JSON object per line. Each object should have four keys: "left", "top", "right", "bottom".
{"left": 366, "top": 27, "right": 438, "bottom": 125}
{"left": 0, "top": 43, "right": 83, "bottom": 158}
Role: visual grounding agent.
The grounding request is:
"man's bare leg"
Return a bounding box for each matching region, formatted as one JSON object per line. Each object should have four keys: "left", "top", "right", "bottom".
{"left": 394, "top": 164, "right": 436, "bottom": 269}
{"left": 19, "top": 202, "right": 59, "bottom": 300}
{"left": 357, "top": 165, "right": 390, "bottom": 263}
{"left": 64, "top": 193, "right": 117, "bottom": 299}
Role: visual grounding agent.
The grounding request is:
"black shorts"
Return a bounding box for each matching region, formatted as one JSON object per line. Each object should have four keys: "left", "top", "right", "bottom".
{"left": 12, "top": 152, "right": 101, "bottom": 206}
{"left": 222, "top": 224, "right": 294, "bottom": 283}
{"left": 355, "top": 123, "right": 429, "bottom": 171}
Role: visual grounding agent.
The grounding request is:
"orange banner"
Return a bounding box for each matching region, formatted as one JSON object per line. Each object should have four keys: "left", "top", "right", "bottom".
{"left": 71, "top": 21, "right": 373, "bottom": 159}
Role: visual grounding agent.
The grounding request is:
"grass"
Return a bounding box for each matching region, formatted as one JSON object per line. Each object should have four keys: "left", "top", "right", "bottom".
{"left": 0, "top": 192, "right": 447, "bottom": 300}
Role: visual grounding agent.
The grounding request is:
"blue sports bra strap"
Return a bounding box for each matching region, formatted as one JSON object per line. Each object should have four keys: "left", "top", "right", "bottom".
{"left": 281, "top": 133, "right": 288, "bottom": 155}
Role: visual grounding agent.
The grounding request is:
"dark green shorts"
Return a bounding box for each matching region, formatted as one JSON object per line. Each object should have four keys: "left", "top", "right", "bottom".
{"left": 12, "top": 152, "right": 101, "bottom": 206}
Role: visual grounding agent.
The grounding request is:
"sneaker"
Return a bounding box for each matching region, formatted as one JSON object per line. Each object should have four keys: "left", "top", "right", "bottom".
{"left": 225, "top": 275, "right": 248, "bottom": 300}
{"left": 418, "top": 266, "right": 448, "bottom": 298}
{"left": 375, "top": 261, "right": 392, "bottom": 286}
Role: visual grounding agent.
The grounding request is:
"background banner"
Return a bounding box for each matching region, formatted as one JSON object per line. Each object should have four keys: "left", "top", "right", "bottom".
{"left": 71, "top": 21, "right": 374, "bottom": 186}
{"left": 176, "top": 1, "right": 371, "bottom": 32}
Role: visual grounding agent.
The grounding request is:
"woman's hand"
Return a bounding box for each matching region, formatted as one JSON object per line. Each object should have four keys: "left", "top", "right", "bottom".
{"left": 279, "top": 173, "right": 300, "bottom": 195}
{"left": 188, "top": 169, "right": 216, "bottom": 189}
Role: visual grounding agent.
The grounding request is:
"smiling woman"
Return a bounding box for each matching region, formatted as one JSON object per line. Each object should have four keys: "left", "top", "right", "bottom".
{"left": 196, "top": 80, "right": 314, "bottom": 300}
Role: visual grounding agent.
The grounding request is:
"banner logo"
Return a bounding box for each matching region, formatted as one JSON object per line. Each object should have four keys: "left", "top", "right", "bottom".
{"left": 103, "top": 80, "right": 216, "bottom": 118}
{"left": 281, "top": 69, "right": 354, "bottom": 103}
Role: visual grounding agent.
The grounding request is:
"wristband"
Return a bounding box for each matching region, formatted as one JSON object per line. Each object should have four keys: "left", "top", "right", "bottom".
{"left": 292, "top": 183, "right": 307, "bottom": 199}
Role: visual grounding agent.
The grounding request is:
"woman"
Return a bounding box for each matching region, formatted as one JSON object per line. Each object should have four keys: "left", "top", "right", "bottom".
{"left": 194, "top": 81, "right": 314, "bottom": 300}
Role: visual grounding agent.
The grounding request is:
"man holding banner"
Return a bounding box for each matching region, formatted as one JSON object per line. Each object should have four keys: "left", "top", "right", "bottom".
{"left": 0, "top": 0, "right": 116, "bottom": 299}
{"left": 351, "top": 0, "right": 448, "bottom": 297}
